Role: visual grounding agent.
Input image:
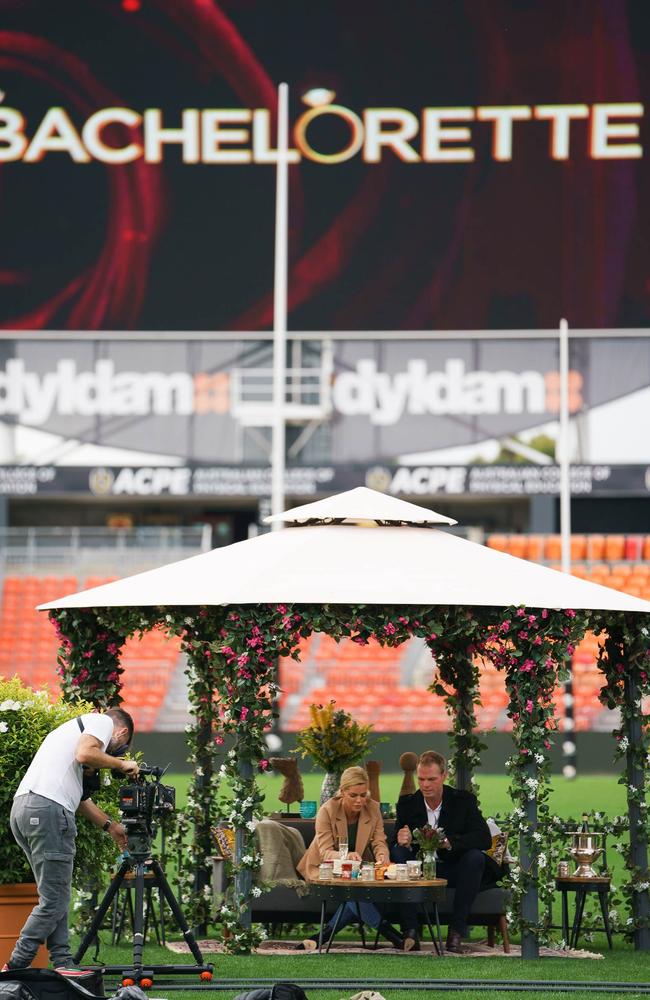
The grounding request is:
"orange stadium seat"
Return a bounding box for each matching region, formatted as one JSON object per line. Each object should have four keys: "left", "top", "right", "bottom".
{"left": 586, "top": 535, "right": 605, "bottom": 561}
{"left": 486, "top": 534, "right": 508, "bottom": 552}
{"left": 526, "top": 536, "right": 544, "bottom": 561}
{"left": 570, "top": 535, "right": 587, "bottom": 560}
{"left": 544, "top": 535, "right": 562, "bottom": 560}
{"left": 506, "top": 535, "right": 528, "bottom": 559}
{"left": 604, "top": 535, "right": 626, "bottom": 561}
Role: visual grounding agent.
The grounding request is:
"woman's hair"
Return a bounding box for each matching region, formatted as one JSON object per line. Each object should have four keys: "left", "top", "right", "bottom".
{"left": 338, "top": 766, "right": 369, "bottom": 794}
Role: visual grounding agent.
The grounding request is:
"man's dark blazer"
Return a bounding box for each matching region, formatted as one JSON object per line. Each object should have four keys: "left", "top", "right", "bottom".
{"left": 392, "top": 785, "right": 492, "bottom": 865}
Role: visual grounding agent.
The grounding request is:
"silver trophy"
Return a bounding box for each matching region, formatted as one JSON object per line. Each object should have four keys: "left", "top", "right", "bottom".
{"left": 568, "top": 830, "right": 603, "bottom": 878}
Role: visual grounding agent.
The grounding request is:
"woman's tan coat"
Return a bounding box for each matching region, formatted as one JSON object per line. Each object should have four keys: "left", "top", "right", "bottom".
{"left": 297, "top": 794, "right": 389, "bottom": 881}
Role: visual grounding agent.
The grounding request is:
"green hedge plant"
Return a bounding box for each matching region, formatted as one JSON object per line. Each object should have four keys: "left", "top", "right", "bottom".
{"left": 0, "top": 675, "right": 123, "bottom": 888}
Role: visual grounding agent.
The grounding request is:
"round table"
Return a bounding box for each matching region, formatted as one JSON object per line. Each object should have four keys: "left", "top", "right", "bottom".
{"left": 308, "top": 878, "right": 448, "bottom": 954}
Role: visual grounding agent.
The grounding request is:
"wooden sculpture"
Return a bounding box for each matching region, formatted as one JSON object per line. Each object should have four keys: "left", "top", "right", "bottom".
{"left": 365, "top": 759, "right": 381, "bottom": 802}
{"left": 269, "top": 757, "right": 304, "bottom": 807}
{"left": 399, "top": 751, "right": 418, "bottom": 797}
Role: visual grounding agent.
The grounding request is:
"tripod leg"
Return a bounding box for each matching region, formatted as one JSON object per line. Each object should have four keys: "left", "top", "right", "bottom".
{"left": 150, "top": 859, "right": 205, "bottom": 965}
{"left": 132, "top": 866, "right": 146, "bottom": 971}
{"left": 74, "top": 860, "right": 131, "bottom": 964}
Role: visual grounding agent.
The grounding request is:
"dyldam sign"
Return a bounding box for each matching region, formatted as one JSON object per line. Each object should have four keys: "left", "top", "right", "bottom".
{"left": 0, "top": 356, "right": 581, "bottom": 426}
{"left": 0, "top": 88, "right": 644, "bottom": 164}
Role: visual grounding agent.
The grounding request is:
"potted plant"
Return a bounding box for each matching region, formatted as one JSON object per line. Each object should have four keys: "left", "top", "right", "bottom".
{"left": 295, "top": 700, "right": 385, "bottom": 804}
{"left": 0, "top": 676, "right": 123, "bottom": 964}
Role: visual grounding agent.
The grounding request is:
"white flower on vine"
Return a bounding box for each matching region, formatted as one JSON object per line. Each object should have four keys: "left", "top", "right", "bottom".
{"left": 532, "top": 832, "right": 542, "bottom": 843}
{"left": 246, "top": 820, "right": 256, "bottom": 832}
{"left": 0, "top": 699, "right": 20, "bottom": 711}
{"left": 534, "top": 754, "right": 544, "bottom": 764}
{"left": 241, "top": 855, "right": 253, "bottom": 864}
{"left": 0, "top": 721, "right": 8, "bottom": 733}
{"left": 251, "top": 886, "right": 262, "bottom": 897}
{"left": 538, "top": 853, "right": 547, "bottom": 869}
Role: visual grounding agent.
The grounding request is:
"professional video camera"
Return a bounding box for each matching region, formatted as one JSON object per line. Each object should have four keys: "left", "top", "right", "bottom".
{"left": 117, "top": 763, "right": 176, "bottom": 857}
{"left": 76, "top": 762, "right": 213, "bottom": 985}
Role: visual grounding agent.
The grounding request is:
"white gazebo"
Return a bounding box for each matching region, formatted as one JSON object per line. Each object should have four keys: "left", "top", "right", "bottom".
{"left": 40, "top": 488, "right": 650, "bottom": 956}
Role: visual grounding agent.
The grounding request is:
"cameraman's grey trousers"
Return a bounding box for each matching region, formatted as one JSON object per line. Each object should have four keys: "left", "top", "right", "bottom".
{"left": 9, "top": 792, "right": 77, "bottom": 969}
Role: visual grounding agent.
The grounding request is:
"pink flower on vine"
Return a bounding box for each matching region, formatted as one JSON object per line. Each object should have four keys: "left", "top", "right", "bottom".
{"left": 516, "top": 608, "right": 526, "bottom": 617}
{"left": 428, "top": 633, "right": 438, "bottom": 641}
{"left": 259, "top": 759, "right": 269, "bottom": 771}
{"left": 525, "top": 699, "right": 534, "bottom": 713}
{"left": 237, "top": 652, "right": 250, "bottom": 666}
{"left": 499, "top": 621, "right": 510, "bottom": 633}
{"left": 565, "top": 609, "right": 576, "bottom": 618}
{"left": 78, "top": 668, "right": 89, "bottom": 681}
{"left": 567, "top": 644, "right": 575, "bottom": 655}
{"left": 518, "top": 630, "right": 529, "bottom": 640}
{"left": 541, "top": 609, "right": 549, "bottom": 619}
{"left": 240, "top": 707, "right": 249, "bottom": 720}
{"left": 214, "top": 735, "right": 224, "bottom": 745}
{"left": 528, "top": 615, "right": 537, "bottom": 624}
{"left": 352, "top": 636, "right": 368, "bottom": 645}
{"left": 277, "top": 604, "right": 287, "bottom": 614}
{"left": 384, "top": 622, "right": 396, "bottom": 635}
{"left": 106, "top": 643, "right": 118, "bottom": 655}
{"left": 544, "top": 740, "right": 551, "bottom": 749}
{"left": 107, "top": 672, "right": 119, "bottom": 682}
{"left": 82, "top": 650, "right": 93, "bottom": 659}
{"left": 205, "top": 650, "right": 212, "bottom": 659}
{"left": 520, "top": 659, "right": 534, "bottom": 673}
{"left": 533, "top": 636, "right": 542, "bottom": 646}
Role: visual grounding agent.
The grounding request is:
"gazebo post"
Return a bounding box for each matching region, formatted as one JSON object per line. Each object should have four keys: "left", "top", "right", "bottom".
{"left": 520, "top": 760, "right": 540, "bottom": 959}
{"left": 235, "top": 756, "right": 253, "bottom": 929}
{"left": 192, "top": 714, "right": 213, "bottom": 935}
{"left": 454, "top": 681, "right": 475, "bottom": 793}
{"left": 624, "top": 670, "right": 650, "bottom": 950}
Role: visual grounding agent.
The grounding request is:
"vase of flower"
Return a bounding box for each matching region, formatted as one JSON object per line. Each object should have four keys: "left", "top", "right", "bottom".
{"left": 412, "top": 824, "right": 446, "bottom": 880}
{"left": 295, "top": 700, "right": 386, "bottom": 808}
{"left": 320, "top": 771, "right": 341, "bottom": 805}
{"left": 422, "top": 851, "right": 437, "bottom": 880}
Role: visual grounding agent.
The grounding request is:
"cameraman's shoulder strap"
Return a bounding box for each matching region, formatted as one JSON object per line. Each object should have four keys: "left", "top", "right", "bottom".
{"left": 77, "top": 718, "right": 84, "bottom": 732}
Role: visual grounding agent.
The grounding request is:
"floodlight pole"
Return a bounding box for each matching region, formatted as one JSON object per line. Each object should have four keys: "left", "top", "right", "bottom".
{"left": 559, "top": 318, "right": 571, "bottom": 574}
{"left": 559, "top": 318, "right": 577, "bottom": 780}
{"left": 271, "top": 82, "right": 289, "bottom": 531}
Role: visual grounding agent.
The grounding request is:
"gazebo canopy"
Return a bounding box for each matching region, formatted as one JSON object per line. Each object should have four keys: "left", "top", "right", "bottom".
{"left": 39, "top": 488, "right": 650, "bottom": 613}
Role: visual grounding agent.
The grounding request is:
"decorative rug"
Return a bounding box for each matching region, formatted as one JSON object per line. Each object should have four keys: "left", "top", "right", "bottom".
{"left": 166, "top": 939, "right": 603, "bottom": 959}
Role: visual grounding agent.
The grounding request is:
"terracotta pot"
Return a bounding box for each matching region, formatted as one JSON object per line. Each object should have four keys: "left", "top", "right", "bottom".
{"left": 0, "top": 884, "right": 48, "bottom": 967}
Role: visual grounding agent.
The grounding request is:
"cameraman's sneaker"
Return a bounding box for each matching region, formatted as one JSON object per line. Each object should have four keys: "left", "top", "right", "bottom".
{"left": 55, "top": 967, "right": 96, "bottom": 978}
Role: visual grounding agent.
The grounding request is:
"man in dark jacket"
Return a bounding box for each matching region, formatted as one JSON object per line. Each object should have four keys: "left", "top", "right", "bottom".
{"left": 390, "top": 749, "right": 502, "bottom": 953}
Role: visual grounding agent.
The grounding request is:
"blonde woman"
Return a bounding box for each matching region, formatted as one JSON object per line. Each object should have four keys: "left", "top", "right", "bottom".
{"left": 297, "top": 766, "right": 407, "bottom": 949}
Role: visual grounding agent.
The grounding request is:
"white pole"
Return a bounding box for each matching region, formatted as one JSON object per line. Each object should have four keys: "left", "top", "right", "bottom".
{"left": 271, "top": 82, "right": 289, "bottom": 530}
{"left": 559, "top": 317, "right": 571, "bottom": 573}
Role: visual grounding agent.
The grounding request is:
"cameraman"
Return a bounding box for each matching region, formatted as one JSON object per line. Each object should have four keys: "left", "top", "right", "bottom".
{"left": 3, "top": 707, "right": 139, "bottom": 976}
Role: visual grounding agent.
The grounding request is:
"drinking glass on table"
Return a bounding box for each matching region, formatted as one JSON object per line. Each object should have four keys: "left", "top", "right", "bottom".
{"left": 338, "top": 837, "right": 349, "bottom": 861}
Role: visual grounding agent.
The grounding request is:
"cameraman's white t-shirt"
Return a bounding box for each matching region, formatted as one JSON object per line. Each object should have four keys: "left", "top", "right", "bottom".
{"left": 15, "top": 713, "right": 113, "bottom": 813}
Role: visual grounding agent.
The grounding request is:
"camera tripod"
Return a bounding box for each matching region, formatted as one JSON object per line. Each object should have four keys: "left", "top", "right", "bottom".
{"left": 74, "top": 852, "right": 213, "bottom": 987}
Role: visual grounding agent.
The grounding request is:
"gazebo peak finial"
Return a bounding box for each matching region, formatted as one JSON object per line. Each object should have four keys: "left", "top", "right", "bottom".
{"left": 263, "top": 486, "right": 458, "bottom": 528}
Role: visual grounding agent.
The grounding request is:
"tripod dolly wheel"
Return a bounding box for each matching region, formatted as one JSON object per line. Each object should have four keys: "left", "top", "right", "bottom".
{"left": 140, "top": 977, "right": 154, "bottom": 989}
{"left": 122, "top": 978, "right": 135, "bottom": 987}
{"left": 200, "top": 971, "right": 213, "bottom": 981}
